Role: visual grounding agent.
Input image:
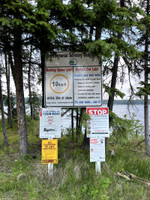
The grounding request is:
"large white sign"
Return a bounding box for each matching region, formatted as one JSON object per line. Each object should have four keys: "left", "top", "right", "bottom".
{"left": 40, "top": 107, "right": 61, "bottom": 138}
{"left": 90, "top": 138, "right": 105, "bottom": 162}
{"left": 45, "top": 52, "right": 102, "bottom": 107}
{"left": 86, "top": 107, "right": 109, "bottom": 138}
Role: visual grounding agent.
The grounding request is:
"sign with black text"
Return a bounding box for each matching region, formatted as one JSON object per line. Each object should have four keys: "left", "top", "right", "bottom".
{"left": 45, "top": 52, "right": 102, "bottom": 107}
{"left": 41, "top": 139, "right": 58, "bottom": 164}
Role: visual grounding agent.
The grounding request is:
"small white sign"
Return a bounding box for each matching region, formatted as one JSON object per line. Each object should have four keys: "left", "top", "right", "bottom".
{"left": 90, "top": 138, "right": 105, "bottom": 162}
{"left": 86, "top": 107, "right": 109, "bottom": 138}
{"left": 40, "top": 107, "right": 61, "bottom": 138}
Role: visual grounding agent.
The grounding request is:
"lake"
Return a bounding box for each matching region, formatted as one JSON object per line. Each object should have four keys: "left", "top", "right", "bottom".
{"left": 61, "top": 104, "right": 150, "bottom": 132}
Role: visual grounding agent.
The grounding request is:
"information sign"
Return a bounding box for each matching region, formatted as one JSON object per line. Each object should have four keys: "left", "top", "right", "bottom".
{"left": 90, "top": 138, "right": 105, "bottom": 162}
{"left": 86, "top": 107, "right": 109, "bottom": 138}
{"left": 45, "top": 52, "right": 102, "bottom": 107}
{"left": 46, "top": 67, "right": 73, "bottom": 106}
{"left": 41, "top": 139, "right": 58, "bottom": 164}
{"left": 40, "top": 107, "right": 61, "bottom": 138}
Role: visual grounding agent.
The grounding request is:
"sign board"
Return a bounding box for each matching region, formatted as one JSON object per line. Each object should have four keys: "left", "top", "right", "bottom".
{"left": 41, "top": 139, "right": 58, "bottom": 164}
{"left": 86, "top": 107, "right": 109, "bottom": 138}
{"left": 40, "top": 107, "right": 61, "bottom": 138}
{"left": 90, "top": 138, "right": 105, "bottom": 162}
{"left": 74, "top": 66, "right": 101, "bottom": 106}
{"left": 45, "top": 52, "right": 102, "bottom": 107}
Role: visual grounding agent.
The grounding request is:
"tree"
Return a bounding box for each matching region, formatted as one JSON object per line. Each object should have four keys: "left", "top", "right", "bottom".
{"left": 136, "top": 0, "right": 150, "bottom": 156}
{"left": 0, "top": 61, "right": 9, "bottom": 147}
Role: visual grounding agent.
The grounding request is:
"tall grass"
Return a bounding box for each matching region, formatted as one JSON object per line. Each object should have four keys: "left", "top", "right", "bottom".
{"left": 0, "top": 117, "right": 150, "bottom": 200}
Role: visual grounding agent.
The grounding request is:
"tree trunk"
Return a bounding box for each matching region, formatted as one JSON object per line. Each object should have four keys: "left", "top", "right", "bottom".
{"left": 107, "top": 0, "right": 125, "bottom": 111}
{"left": 13, "top": 27, "right": 28, "bottom": 156}
{"left": 144, "top": 0, "right": 150, "bottom": 156}
{"left": 40, "top": 43, "right": 46, "bottom": 107}
{"left": 0, "top": 65, "right": 9, "bottom": 147}
{"left": 71, "top": 108, "right": 74, "bottom": 137}
{"left": 5, "top": 51, "right": 13, "bottom": 128}
{"left": 107, "top": 55, "right": 119, "bottom": 111}
{"left": 28, "top": 45, "right": 34, "bottom": 119}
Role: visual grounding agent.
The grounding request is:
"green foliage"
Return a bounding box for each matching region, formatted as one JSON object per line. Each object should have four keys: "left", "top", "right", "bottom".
{"left": 136, "top": 81, "right": 150, "bottom": 96}
{"left": 103, "top": 84, "right": 125, "bottom": 99}
{"left": 109, "top": 111, "right": 143, "bottom": 144}
{"left": 0, "top": 117, "right": 150, "bottom": 199}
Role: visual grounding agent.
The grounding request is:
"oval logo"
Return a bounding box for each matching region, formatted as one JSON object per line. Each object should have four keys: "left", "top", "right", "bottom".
{"left": 50, "top": 74, "right": 69, "bottom": 94}
{"left": 69, "top": 58, "right": 77, "bottom": 66}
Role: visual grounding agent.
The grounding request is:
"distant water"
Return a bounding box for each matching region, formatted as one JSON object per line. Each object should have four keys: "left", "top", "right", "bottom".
{"left": 61, "top": 104, "right": 150, "bottom": 131}
{"left": 113, "top": 104, "right": 150, "bottom": 127}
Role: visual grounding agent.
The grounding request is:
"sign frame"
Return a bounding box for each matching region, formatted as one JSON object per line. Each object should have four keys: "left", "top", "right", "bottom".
{"left": 44, "top": 52, "right": 103, "bottom": 107}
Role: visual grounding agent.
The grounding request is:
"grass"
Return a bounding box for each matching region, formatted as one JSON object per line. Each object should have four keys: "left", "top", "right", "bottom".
{"left": 0, "top": 118, "right": 150, "bottom": 200}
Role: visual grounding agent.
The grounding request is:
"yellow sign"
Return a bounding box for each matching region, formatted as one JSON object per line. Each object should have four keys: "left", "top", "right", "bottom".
{"left": 41, "top": 139, "right": 58, "bottom": 164}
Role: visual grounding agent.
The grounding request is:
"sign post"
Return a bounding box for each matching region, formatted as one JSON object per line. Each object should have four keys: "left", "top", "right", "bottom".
{"left": 40, "top": 108, "right": 61, "bottom": 177}
{"left": 87, "top": 108, "right": 109, "bottom": 174}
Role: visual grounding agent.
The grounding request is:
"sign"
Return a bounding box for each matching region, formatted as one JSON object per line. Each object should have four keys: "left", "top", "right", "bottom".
{"left": 41, "top": 139, "right": 58, "bottom": 164}
{"left": 40, "top": 107, "right": 61, "bottom": 138}
{"left": 46, "top": 67, "right": 73, "bottom": 106}
{"left": 45, "top": 52, "right": 99, "bottom": 67}
{"left": 90, "top": 138, "right": 105, "bottom": 162}
{"left": 74, "top": 66, "right": 101, "bottom": 106}
{"left": 86, "top": 107, "right": 109, "bottom": 138}
{"left": 45, "top": 52, "right": 102, "bottom": 107}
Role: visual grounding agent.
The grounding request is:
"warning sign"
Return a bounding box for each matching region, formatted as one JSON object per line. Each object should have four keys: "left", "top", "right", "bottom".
{"left": 90, "top": 138, "right": 105, "bottom": 162}
{"left": 41, "top": 139, "right": 58, "bottom": 164}
{"left": 86, "top": 107, "right": 109, "bottom": 138}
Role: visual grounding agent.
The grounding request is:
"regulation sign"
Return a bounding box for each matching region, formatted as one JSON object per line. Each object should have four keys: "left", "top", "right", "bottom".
{"left": 46, "top": 67, "right": 73, "bottom": 106}
{"left": 86, "top": 107, "right": 109, "bottom": 138}
{"left": 41, "top": 139, "right": 58, "bottom": 164}
{"left": 90, "top": 138, "right": 105, "bottom": 162}
{"left": 40, "top": 107, "right": 61, "bottom": 138}
{"left": 45, "top": 52, "right": 102, "bottom": 107}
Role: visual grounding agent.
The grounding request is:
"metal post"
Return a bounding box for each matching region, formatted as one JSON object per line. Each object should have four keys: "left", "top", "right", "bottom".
{"left": 48, "top": 163, "right": 53, "bottom": 177}
{"left": 48, "top": 137, "right": 53, "bottom": 177}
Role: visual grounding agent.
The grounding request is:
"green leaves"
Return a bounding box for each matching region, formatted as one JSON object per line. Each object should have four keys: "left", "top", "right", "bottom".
{"left": 103, "top": 84, "right": 125, "bottom": 99}
{"left": 136, "top": 81, "right": 150, "bottom": 96}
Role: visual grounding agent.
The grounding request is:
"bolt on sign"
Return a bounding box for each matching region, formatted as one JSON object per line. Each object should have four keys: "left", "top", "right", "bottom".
{"left": 86, "top": 107, "right": 109, "bottom": 138}
{"left": 45, "top": 52, "right": 102, "bottom": 107}
{"left": 41, "top": 139, "right": 58, "bottom": 164}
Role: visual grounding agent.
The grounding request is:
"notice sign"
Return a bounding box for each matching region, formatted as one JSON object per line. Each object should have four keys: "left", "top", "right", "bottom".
{"left": 90, "top": 138, "right": 105, "bottom": 162}
{"left": 86, "top": 107, "right": 109, "bottom": 138}
{"left": 74, "top": 66, "right": 101, "bottom": 106}
{"left": 42, "top": 139, "right": 58, "bottom": 164}
{"left": 40, "top": 107, "right": 61, "bottom": 138}
{"left": 46, "top": 67, "right": 73, "bottom": 106}
{"left": 45, "top": 52, "right": 102, "bottom": 107}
